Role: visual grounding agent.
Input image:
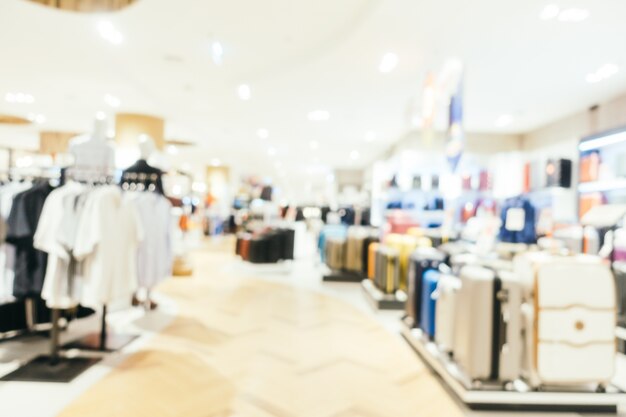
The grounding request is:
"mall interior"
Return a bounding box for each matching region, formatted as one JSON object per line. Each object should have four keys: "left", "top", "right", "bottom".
{"left": 1, "top": 0, "right": 626, "bottom": 416}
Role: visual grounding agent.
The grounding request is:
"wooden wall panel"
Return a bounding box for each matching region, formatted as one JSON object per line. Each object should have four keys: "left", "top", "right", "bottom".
{"left": 115, "top": 113, "right": 165, "bottom": 150}
{"left": 39, "top": 131, "right": 80, "bottom": 155}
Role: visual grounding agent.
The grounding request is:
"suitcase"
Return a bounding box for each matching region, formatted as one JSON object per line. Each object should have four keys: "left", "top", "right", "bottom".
{"left": 516, "top": 254, "right": 616, "bottom": 388}
{"left": 419, "top": 269, "right": 439, "bottom": 339}
{"left": 374, "top": 246, "right": 400, "bottom": 294}
{"left": 386, "top": 234, "right": 429, "bottom": 291}
{"left": 434, "top": 274, "right": 461, "bottom": 353}
{"left": 279, "top": 228, "right": 295, "bottom": 260}
{"left": 325, "top": 238, "right": 346, "bottom": 271}
{"left": 318, "top": 225, "right": 347, "bottom": 262}
{"left": 454, "top": 265, "right": 523, "bottom": 382}
{"left": 265, "top": 232, "right": 282, "bottom": 263}
{"left": 367, "top": 242, "right": 379, "bottom": 280}
{"left": 406, "top": 248, "right": 445, "bottom": 328}
{"left": 239, "top": 235, "right": 251, "bottom": 261}
{"left": 361, "top": 234, "right": 380, "bottom": 276}
{"left": 345, "top": 227, "right": 370, "bottom": 273}
{"left": 249, "top": 236, "right": 270, "bottom": 264}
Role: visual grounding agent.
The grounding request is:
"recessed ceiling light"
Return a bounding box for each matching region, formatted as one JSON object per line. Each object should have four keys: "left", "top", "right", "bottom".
{"left": 97, "top": 20, "right": 124, "bottom": 45}
{"left": 326, "top": 173, "right": 335, "bottom": 183}
{"left": 167, "top": 145, "right": 178, "bottom": 155}
{"left": 557, "top": 8, "right": 589, "bottom": 22}
{"left": 307, "top": 110, "right": 330, "bottom": 121}
{"left": 237, "top": 84, "right": 251, "bottom": 101}
{"left": 257, "top": 128, "right": 269, "bottom": 139}
{"left": 211, "top": 41, "right": 223, "bottom": 65}
{"left": 267, "top": 147, "right": 276, "bottom": 156}
{"left": 365, "top": 131, "right": 377, "bottom": 142}
{"left": 309, "top": 140, "right": 319, "bottom": 150}
{"left": 586, "top": 63, "right": 619, "bottom": 83}
{"left": 210, "top": 158, "right": 221, "bottom": 166}
{"left": 5, "top": 92, "right": 34, "bottom": 104}
{"left": 379, "top": 52, "right": 398, "bottom": 73}
{"left": 495, "top": 114, "right": 513, "bottom": 127}
{"left": 350, "top": 150, "right": 360, "bottom": 160}
{"left": 34, "top": 114, "right": 46, "bottom": 124}
{"left": 96, "top": 111, "right": 107, "bottom": 120}
{"left": 540, "top": 4, "right": 560, "bottom": 20}
{"left": 104, "top": 94, "right": 121, "bottom": 108}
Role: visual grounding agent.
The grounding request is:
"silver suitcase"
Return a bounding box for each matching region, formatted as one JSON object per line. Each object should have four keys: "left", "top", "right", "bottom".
{"left": 454, "top": 265, "right": 523, "bottom": 382}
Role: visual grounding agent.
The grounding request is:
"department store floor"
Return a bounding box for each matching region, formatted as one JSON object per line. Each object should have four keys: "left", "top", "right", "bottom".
{"left": 0, "top": 235, "right": 624, "bottom": 417}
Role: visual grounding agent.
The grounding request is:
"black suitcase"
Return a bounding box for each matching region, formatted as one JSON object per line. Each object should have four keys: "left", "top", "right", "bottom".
{"left": 249, "top": 236, "right": 270, "bottom": 263}
{"left": 279, "top": 229, "right": 295, "bottom": 260}
{"left": 406, "top": 248, "right": 446, "bottom": 328}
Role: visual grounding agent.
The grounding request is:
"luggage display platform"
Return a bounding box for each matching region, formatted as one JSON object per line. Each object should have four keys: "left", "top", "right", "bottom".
{"left": 400, "top": 320, "right": 626, "bottom": 413}
{"left": 360, "top": 279, "right": 406, "bottom": 310}
{"left": 323, "top": 269, "right": 364, "bottom": 283}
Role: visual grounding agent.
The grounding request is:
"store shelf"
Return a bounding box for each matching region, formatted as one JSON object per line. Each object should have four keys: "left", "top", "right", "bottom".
{"left": 360, "top": 279, "right": 406, "bottom": 310}
{"left": 400, "top": 320, "right": 626, "bottom": 413}
{"left": 578, "top": 178, "right": 626, "bottom": 194}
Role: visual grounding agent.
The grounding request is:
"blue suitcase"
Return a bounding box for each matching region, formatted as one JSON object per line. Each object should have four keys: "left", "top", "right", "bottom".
{"left": 419, "top": 269, "right": 439, "bottom": 339}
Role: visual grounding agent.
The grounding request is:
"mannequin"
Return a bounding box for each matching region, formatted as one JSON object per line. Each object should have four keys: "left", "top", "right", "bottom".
{"left": 122, "top": 134, "right": 167, "bottom": 310}
{"left": 69, "top": 115, "right": 115, "bottom": 180}
{"left": 121, "top": 134, "right": 164, "bottom": 195}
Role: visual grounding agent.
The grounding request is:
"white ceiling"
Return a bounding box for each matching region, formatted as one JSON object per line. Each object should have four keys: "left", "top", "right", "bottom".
{"left": 1, "top": 0, "right": 626, "bottom": 177}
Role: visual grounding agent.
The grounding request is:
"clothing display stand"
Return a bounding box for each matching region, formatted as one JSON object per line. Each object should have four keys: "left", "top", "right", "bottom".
{"left": 64, "top": 305, "right": 138, "bottom": 352}
{"left": 0, "top": 309, "right": 100, "bottom": 383}
{"left": 323, "top": 269, "right": 364, "bottom": 283}
{"left": 400, "top": 319, "right": 626, "bottom": 413}
{"left": 360, "top": 279, "right": 406, "bottom": 310}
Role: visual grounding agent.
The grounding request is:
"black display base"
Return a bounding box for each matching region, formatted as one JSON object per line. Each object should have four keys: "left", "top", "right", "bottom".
{"left": 0, "top": 355, "right": 100, "bottom": 383}
{"left": 64, "top": 332, "right": 139, "bottom": 352}
{"left": 323, "top": 270, "right": 364, "bottom": 283}
{"left": 361, "top": 279, "right": 407, "bottom": 310}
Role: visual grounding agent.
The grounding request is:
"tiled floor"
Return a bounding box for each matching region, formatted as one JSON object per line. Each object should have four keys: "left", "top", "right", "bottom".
{"left": 0, "top": 235, "right": 624, "bottom": 416}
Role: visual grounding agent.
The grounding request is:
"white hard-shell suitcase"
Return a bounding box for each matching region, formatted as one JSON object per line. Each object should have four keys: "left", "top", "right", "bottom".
{"left": 433, "top": 274, "right": 461, "bottom": 354}
{"left": 454, "top": 265, "right": 523, "bottom": 382}
{"left": 516, "top": 254, "right": 616, "bottom": 388}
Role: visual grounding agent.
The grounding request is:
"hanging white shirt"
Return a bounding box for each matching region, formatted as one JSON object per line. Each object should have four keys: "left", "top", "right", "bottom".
{"left": 34, "top": 182, "right": 86, "bottom": 309}
{"left": 74, "top": 186, "right": 143, "bottom": 309}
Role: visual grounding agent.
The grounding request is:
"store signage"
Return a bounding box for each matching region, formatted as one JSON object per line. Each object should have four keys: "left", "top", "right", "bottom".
{"left": 446, "top": 78, "right": 464, "bottom": 172}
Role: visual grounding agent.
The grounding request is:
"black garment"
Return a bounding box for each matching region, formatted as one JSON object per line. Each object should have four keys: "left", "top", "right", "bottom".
{"left": 122, "top": 159, "right": 164, "bottom": 195}
{"left": 6, "top": 181, "right": 54, "bottom": 298}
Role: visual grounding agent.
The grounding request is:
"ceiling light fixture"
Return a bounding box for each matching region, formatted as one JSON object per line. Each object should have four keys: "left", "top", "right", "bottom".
{"left": 96, "top": 111, "right": 107, "bottom": 120}
{"left": 557, "top": 8, "right": 589, "bottom": 22}
{"left": 350, "top": 150, "right": 360, "bottom": 160}
{"left": 267, "top": 147, "right": 276, "bottom": 157}
{"left": 540, "top": 4, "right": 560, "bottom": 20}
{"left": 237, "top": 84, "right": 251, "bottom": 101}
{"left": 257, "top": 128, "right": 269, "bottom": 139}
{"left": 97, "top": 20, "right": 124, "bottom": 45}
{"left": 5, "top": 92, "right": 34, "bottom": 104}
{"left": 586, "top": 63, "right": 619, "bottom": 84}
{"left": 379, "top": 52, "right": 398, "bottom": 73}
{"left": 167, "top": 145, "right": 178, "bottom": 155}
{"left": 210, "top": 158, "right": 221, "bottom": 166}
{"left": 309, "top": 141, "right": 319, "bottom": 150}
{"left": 34, "top": 114, "right": 46, "bottom": 124}
{"left": 495, "top": 114, "right": 513, "bottom": 127}
{"left": 211, "top": 41, "right": 224, "bottom": 65}
{"left": 104, "top": 94, "right": 121, "bottom": 108}
{"left": 307, "top": 110, "right": 330, "bottom": 121}
{"left": 365, "top": 131, "right": 377, "bottom": 142}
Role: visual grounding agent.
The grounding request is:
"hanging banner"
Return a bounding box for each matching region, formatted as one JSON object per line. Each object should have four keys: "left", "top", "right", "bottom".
{"left": 446, "top": 76, "right": 464, "bottom": 172}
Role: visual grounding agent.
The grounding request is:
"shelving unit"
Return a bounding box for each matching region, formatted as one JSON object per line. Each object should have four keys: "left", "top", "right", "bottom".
{"left": 360, "top": 279, "right": 406, "bottom": 310}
